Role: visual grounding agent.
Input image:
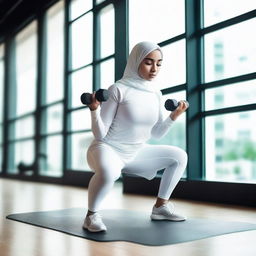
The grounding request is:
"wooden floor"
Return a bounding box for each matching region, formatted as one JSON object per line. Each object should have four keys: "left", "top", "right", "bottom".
{"left": 1, "top": 178, "right": 256, "bottom": 256}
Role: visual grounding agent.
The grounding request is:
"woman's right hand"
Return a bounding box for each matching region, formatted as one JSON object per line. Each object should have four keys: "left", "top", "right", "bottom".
{"left": 169, "top": 100, "right": 188, "bottom": 121}
{"left": 88, "top": 92, "right": 100, "bottom": 111}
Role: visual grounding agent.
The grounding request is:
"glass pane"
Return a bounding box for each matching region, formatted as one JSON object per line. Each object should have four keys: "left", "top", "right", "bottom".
{"left": 129, "top": 0, "right": 185, "bottom": 49}
{"left": 41, "top": 104, "right": 63, "bottom": 134}
{"left": 204, "top": 19, "right": 256, "bottom": 83}
{"left": 71, "top": 66, "right": 92, "bottom": 108}
{"left": 100, "top": 4, "right": 114, "bottom": 58}
{"left": 96, "top": 0, "right": 105, "bottom": 4}
{"left": 39, "top": 135, "right": 62, "bottom": 177}
{"left": 100, "top": 58, "right": 115, "bottom": 89}
{"left": 71, "top": 12, "right": 93, "bottom": 69}
{"left": 10, "top": 116, "right": 35, "bottom": 140}
{"left": 15, "top": 21, "right": 37, "bottom": 117}
{"left": 205, "top": 111, "right": 256, "bottom": 183}
{"left": 8, "top": 140, "right": 35, "bottom": 174}
{"left": 205, "top": 80, "right": 256, "bottom": 111}
{"left": 70, "top": 0, "right": 92, "bottom": 20}
{"left": 0, "top": 44, "right": 4, "bottom": 123}
{"left": 159, "top": 40, "right": 186, "bottom": 89}
{"left": 46, "top": 1, "right": 64, "bottom": 104}
{"left": 70, "top": 108, "right": 91, "bottom": 131}
{"left": 204, "top": 0, "right": 256, "bottom": 27}
{"left": 69, "top": 132, "right": 94, "bottom": 171}
{"left": 148, "top": 91, "right": 186, "bottom": 150}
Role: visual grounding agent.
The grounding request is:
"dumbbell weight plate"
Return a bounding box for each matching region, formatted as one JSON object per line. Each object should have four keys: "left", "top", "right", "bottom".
{"left": 80, "top": 93, "right": 92, "bottom": 105}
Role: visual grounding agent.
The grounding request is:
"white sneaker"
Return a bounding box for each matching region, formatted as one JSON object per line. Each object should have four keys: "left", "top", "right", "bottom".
{"left": 83, "top": 213, "right": 107, "bottom": 232}
{"left": 150, "top": 203, "right": 186, "bottom": 221}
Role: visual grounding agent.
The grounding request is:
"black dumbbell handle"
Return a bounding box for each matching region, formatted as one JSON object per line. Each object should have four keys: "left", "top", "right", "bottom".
{"left": 81, "top": 89, "right": 109, "bottom": 105}
{"left": 165, "top": 99, "right": 189, "bottom": 111}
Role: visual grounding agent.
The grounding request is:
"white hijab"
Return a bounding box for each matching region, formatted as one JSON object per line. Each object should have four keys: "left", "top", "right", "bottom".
{"left": 117, "top": 41, "right": 163, "bottom": 93}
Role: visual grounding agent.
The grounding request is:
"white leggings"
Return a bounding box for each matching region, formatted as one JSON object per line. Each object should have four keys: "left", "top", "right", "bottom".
{"left": 87, "top": 143, "right": 187, "bottom": 212}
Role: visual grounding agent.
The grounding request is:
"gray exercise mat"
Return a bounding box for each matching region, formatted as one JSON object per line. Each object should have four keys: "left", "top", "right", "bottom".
{"left": 6, "top": 208, "right": 256, "bottom": 246}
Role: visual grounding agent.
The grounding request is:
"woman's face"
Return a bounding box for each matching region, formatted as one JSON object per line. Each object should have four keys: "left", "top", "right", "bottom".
{"left": 138, "top": 50, "right": 162, "bottom": 81}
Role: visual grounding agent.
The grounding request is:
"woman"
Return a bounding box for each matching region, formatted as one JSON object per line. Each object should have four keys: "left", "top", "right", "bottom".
{"left": 83, "top": 41, "right": 188, "bottom": 232}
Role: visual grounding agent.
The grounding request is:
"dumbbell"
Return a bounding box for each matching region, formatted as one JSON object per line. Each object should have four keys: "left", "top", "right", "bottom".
{"left": 80, "top": 89, "right": 109, "bottom": 105}
{"left": 164, "top": 99, "right": 189, "bottom": 111}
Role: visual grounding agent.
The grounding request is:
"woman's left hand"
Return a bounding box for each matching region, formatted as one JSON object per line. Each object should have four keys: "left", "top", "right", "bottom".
{"left": 170, "top": 101, "right": 188, "bottom": 121}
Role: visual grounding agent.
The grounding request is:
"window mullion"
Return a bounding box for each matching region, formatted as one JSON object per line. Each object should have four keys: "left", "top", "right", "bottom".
{"left": 35, "top": 11, "right": 47, "bottom": 177}
{"left": 93, "top": 5, "right": 101, "bottom": 91}
{"left": 114, "top": 0, "right": 128, "bottom": 81}
{"left": 185, "top": 0, "right": 204, "bottom": 180}
{"left": 63, "top": 0, "right": 71, "bottom": 175}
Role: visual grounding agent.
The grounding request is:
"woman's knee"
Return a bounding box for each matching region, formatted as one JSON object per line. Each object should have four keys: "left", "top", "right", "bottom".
{"left": 176, "top": 148, "right": 188, "bottom": 164}
{"left": 165, "top": 146, "right": 187, "bottom": 167}
{"left": 96, "top": 168, "right": 121, "bottom": 184}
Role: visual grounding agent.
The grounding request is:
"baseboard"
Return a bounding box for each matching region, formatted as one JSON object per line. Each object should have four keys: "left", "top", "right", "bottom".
{"left": 122, "top": 174, "right": 256, "bottom": 207}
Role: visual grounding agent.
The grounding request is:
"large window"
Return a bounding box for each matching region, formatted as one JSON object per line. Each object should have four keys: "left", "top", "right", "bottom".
{"left": 0, "top": 0, "right": 255, "bottom": 190}
{"left": 39, "top": 1, "right": 64, "bottom": 177}
{"left": 7, "top": 21, "right": 37, "bottom": 174}
{"left": 203, "top": 3, "right": 256, "bottom": 183}
{"left": 68, "top": 0, "right": 115, "bottom": 172}
{"left": 0, "top": 44, "right": 4, "bottom": 173}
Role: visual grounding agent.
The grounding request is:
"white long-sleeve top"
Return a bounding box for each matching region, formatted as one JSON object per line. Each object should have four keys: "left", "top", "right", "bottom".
{"left": 90, "top": 82, "right": 174, "bottom": 159}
